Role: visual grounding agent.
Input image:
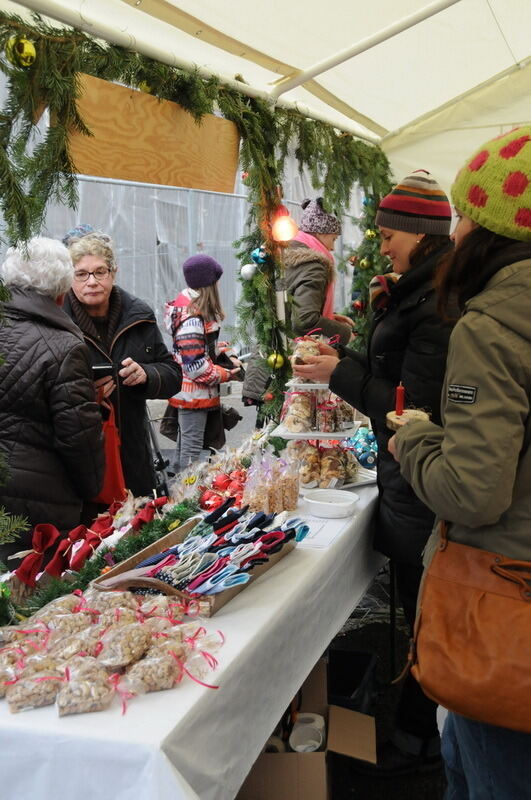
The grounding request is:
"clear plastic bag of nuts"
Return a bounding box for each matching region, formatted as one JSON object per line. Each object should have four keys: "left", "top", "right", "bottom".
{"left": 96, "top": 622, "right": 151, "bottom": 670}
{"left": 126, "top": 651, "right": 180, "bottom": 693}
{"left": 6, "top": 664, "right": 66, "bottom": 713}
{"left": 55, "top": 657, "right": 115, "bottom": 716}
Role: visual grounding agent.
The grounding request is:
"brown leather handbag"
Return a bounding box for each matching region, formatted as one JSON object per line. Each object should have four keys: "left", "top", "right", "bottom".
{"left": 409, "top": 521, "right": 531, "bottom": 733}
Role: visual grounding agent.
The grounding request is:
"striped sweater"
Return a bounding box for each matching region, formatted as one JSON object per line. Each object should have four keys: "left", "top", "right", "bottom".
{"left": 164, "top": 289, "right": 231, "bottom": 409}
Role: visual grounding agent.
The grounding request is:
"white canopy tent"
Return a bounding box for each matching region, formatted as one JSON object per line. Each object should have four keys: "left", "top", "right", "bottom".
{"left": 3, "top": 0, "right": 531, "bottom": 191}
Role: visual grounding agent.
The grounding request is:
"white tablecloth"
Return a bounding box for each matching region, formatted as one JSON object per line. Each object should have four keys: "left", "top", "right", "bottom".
{"left": 0, "top": 485, "right": 381, "bottom": 800}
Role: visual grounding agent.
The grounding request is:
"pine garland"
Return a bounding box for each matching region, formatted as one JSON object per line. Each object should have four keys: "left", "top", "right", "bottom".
{"left": 0, "top": 10, "right": 392, "bottom": 412}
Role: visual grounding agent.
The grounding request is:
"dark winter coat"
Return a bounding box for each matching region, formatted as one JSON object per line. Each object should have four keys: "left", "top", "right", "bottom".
{"left": 329, "top": 243, "right": 455, "bottom": 564}
{"left": 283, "top": 241, "right": 352, "bottom": 344}
{"left": 0, "top": 288, "right": 105, "bottom": 562}
{"left": 63, "top": 287, "right": 182, "bottom": 497}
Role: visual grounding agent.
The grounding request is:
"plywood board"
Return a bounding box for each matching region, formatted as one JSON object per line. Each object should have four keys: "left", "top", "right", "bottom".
{"left": 68, "top": 73, "right": 240, "bottom": 192}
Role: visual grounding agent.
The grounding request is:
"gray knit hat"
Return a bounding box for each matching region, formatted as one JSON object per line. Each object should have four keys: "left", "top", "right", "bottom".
{"left": 300, "top": 198, "right": 341, "bottom": 235}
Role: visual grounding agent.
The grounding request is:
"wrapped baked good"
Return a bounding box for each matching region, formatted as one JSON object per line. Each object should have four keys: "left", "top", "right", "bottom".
{"left": 282, "top": 392, "right": 314, "bottom": 432}
{"left": 291, "top": 337, "right": 320, "bottom": 365}
{"left": 295, "top": 443, "right": 320, "bottom": 488}
{"left": 56, "top": 659, "right": 114, "bottom": 716}
{"left": 315, "top": 399, "right": 336, "bottom": 433}
{"left": 6, "top": 667, "right": 65, "bottom": 713}
{"left": 342, "top": 448, "right": 360, "bottom": 483}
{"left": 96, "top": 623, "right": 151, "bottom": 670}
{"left": 319, "top": 447, "right": 346, "bottom": 488}
{"left": 335, "top": 398, "right": 356, "bottom": 430}
{"left": 126, "top": 652, "right": 179, "bottom": 693}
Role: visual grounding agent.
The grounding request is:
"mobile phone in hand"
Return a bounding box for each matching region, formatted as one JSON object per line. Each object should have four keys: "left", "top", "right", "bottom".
{"left": 92, "top": 363, "right": 115, "bottom": 379}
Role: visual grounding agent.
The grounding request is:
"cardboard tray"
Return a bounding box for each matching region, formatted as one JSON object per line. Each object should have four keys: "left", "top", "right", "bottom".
{"left": 91, "top": 514, "right": 296, "bottom": 616}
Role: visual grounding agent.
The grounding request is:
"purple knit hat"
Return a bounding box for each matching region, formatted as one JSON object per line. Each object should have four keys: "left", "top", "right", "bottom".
{"left": 300, "top": 197, "right": 341, "bottom": 235}
{"left": 182, "top": 254, "right": 223, "bottom": 289}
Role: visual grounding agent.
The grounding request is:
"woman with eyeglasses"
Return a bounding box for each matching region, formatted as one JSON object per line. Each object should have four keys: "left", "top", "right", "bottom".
{"left": 63, "top": 228, "right": 182, "bottom": 498}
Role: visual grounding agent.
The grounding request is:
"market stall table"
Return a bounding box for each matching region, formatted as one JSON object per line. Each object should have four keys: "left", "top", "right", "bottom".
{"left": 0, "top": 484, "right": 381, "bottom": 800}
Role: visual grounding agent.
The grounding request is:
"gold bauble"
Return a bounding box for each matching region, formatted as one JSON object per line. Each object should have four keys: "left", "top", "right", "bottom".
{"left": 364, "top": 229, "right": 377, "bottom": 239}
{"left": 6, "top": 36, "right": 36, "bottom": 68}
{"left": 359, "top": 258, "right": 371, "bottom": 269}
{"left": 267, "top": 352, "right": 284, "bottom": 369}
{"left": 138, "top": 81, "right": 152, "bottom": 94}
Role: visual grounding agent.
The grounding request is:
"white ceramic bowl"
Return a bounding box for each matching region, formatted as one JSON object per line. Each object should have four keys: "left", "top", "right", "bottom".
{"left": 302, "top": 489, "right": 359, "bottom": 518}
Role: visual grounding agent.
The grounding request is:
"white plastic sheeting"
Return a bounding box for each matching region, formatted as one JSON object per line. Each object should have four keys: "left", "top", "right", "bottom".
{"left": 3, "top": 170, "right": 361, "bottom": 344}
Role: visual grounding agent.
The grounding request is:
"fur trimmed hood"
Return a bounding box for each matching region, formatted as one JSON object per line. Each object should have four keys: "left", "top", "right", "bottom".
{"left": 282, "top": 240, "right": 335, "bottom": 282}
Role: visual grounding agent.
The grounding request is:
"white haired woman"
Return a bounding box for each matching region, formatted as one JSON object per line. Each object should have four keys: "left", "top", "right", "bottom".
{"left": 0, "top": 237, "right": 105, "bottom": 563}
{"left": 62, "top": 228, "right": 182, "bottom": 497}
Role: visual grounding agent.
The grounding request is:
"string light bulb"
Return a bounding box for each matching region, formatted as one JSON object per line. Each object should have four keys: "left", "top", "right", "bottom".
{"left": 271, "top": 205, "right": 298, "bottom": 242}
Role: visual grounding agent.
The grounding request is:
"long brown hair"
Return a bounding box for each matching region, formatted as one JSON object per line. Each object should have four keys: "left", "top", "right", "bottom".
{"left": 409, "top": 234, "right": 451, "bottom": 269}
{"left": 435, "top": 226, "right": 522, "bottom": 320}
{"left": 190, "top": 283, "right": 225, "bottom": 323}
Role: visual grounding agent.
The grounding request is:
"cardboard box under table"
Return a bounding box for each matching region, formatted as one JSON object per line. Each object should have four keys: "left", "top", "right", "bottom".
{"left": 92, "top": 514, "right": 296, "bottom": 615}
{"left": 237, "top": 659, "right": 376, "bottom": 800}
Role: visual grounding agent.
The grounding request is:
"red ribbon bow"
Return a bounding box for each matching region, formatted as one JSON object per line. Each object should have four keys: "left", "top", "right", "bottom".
{"left": 130, "top": 497, "right": 168, "bottom": 532}
{"left": 69, "top": 526, "right": 113, "bottom": 572}
{"left": 14, "top": 524, "right": 61, "bottom": 587}
{"left": 45, "top": 525, "right": 87, "bottom": 578}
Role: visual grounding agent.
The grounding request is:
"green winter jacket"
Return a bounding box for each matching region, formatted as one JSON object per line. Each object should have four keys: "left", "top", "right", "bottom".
{"left": 395, "top": 257, "right": 531, "bottom": 561}
{"left": 282, "top": 241, "right": 352, "bottom": 344}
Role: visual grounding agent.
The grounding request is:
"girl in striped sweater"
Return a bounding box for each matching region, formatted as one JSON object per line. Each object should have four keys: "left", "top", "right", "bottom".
{"left": 164, "top": 254, "right": 241, "bottom": 473}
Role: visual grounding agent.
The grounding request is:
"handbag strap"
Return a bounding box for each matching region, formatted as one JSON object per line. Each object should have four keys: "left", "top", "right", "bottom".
{"left": 491, "top": 559, "right": 531, "bottom": 600}
{"left": 440, "top": 519, "right": 531, "bottom": 601}
{"left": 438, "top": 519, "right": 449, "bottom": 550}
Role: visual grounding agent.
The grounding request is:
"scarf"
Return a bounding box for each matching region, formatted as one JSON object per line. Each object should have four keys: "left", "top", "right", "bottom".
{"left": 68, "top": 286, "right": 122, "bottom": 353}
{"left": 293, "top": 231, "right": 335, "bottom": 320}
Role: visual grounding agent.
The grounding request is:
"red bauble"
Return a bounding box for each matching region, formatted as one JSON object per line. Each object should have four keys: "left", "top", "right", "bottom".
{"left": 353, "top": 299, "right": 365, "bottom": 312}
{"left": 212, "top": 473, "right": 231, "bottom": 491}
{"left": 263, "top": 392, "right": 274, "bottom": 402}
{"left": 227, "top": 480, "right": 244, "bottom": 495}
{"left": 229, "top": 469, "right": 247, "bottom": 483}
{"left": 199, "top": 489, "right": 223, "bottom": 510}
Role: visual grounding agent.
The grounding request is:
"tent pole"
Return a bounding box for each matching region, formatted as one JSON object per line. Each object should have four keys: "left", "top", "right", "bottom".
{"left": 270, "top": 0, "right": 463, "bottom": 101}
{"left": 6, "top": 0, "right": 380, "bottom": 142}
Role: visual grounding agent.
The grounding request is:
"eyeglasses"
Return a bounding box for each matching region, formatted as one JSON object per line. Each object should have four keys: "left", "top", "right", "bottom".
{"left": 73, "top": 267, "right": 113, "bottom": 283}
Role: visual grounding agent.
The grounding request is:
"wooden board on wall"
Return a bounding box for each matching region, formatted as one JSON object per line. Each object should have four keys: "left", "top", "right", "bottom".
{"left": 68, "top": 73, "right": 240, "bottom": 192}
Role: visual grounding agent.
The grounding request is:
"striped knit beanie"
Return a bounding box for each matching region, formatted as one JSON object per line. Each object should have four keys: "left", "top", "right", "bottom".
{"left": 376, "top": 170, "right": 451, "bottom": 235}
{"left": 451, "top": 126, "right": 531, "bottom": 242}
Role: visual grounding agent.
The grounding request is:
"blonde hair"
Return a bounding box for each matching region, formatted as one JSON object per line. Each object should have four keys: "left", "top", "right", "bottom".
{"left": 68, "top": 235, "right": 117, "bottom": 272}
{"left": 191, "top": 283, "right": 225, "bottom": 322}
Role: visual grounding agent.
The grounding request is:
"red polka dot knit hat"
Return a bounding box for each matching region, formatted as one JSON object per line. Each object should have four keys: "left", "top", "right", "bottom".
{"left": 375, "top": 170, "right": 451, "bottom": 235}
{"left": 451, "top": 126, "right": 531, "bottom": 242}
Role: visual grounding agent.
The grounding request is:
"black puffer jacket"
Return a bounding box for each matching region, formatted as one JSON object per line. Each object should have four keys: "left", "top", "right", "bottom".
{"left": 330, "top": 244, "right": 455, "bottom": 564}
{"left": 63, "top": 287, "right": 181, "bottom": 497}
{"left": 0, "top": 288, "right": 105, "bottom": 561}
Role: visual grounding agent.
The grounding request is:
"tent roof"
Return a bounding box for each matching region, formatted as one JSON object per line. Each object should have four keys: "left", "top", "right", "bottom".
{"left": 7, "top": 0, "right": 531, "bottom": 187}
